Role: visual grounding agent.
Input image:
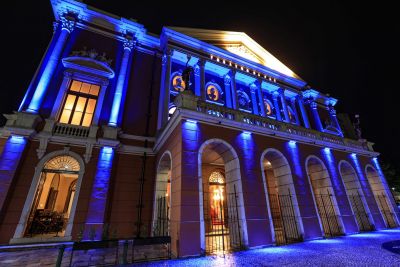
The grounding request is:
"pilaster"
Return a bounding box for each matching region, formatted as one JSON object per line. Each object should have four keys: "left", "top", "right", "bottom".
{"left": 108, "top": 36, "right": 136, "bottom": 126}
{"left": 26, "top": 14, "right": 76, "bottom": 113}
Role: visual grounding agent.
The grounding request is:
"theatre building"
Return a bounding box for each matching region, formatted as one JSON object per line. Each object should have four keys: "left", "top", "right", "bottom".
{"left": 0, "top": 0, "right": 399, "bottom": 258}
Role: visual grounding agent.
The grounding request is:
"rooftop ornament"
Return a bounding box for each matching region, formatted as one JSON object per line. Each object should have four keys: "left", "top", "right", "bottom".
{"left": 70, "top": 47, "right": 113, "bottom": 66}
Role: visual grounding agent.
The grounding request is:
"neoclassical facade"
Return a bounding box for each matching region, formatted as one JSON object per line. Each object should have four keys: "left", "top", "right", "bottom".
{"left": 0, "top": 0, "right": 398, "bottom": 258}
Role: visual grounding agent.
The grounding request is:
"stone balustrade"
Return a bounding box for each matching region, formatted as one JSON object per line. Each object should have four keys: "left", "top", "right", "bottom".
{"left": 53, "top": 123, "right": 91, "bottom": 138}
{"left": 174, "top": 91, "right": 372, "bottom": 152}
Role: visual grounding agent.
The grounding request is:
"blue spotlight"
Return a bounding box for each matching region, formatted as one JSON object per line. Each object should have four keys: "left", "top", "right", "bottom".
{"left": 186, "top": 119, "right": 197, "bottom": 124}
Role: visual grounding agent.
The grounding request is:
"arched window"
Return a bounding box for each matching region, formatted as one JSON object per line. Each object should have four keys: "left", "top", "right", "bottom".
{"left": 25, "top": 155, "right": 81, "bottom": 237}
{"left": 209, "top": 171, "right": 225, "bottom": 184}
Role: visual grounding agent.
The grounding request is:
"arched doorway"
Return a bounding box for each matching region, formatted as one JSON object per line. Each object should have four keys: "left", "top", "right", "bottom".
{"left": 305, "top": 156, "right": 344, "bottom": 237}
{"left": 24, "top": 155, "right": 80, "bottom": 238}
{"left": 152, "top": 151, "right": 171, "bottom": 236}
{"left": 199, "top": 139, "right": 248, "bottom": 254}
{"left": 339, "top": 161, "right": 374, "bottom": 231}
{"left": 365, "top": 165, "right": 398, "bottom": 228}
{"left": 261, "top": 149, "right": 303, "bottom": 245}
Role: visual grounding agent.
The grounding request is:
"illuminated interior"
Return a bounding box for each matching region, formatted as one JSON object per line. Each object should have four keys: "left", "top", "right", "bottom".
{"left": 25, "top": 155, "right": 80, "bottom": 237}
{"left": 59, "top": 80, "right": 99, "bottom": 127}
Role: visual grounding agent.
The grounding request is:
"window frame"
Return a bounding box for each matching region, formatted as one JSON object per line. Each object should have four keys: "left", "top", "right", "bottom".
{"left": 58, "top": 80, "right": 100, "bottom": 127}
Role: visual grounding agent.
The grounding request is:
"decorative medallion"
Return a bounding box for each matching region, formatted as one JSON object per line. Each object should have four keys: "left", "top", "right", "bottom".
{"left": 206, "top": 83, "right": 222, "bottom": 102}
{"left": 288, "top": 107, "right": 296, "bottom": 123}
{"left": 237, "top": 89, "right": 251, "bottom": 111}
{"left": 172, "top": 74, "right": 186, "bottom": 92}
{"left": 264, "top": 99, "right": 274, "bottom": 116}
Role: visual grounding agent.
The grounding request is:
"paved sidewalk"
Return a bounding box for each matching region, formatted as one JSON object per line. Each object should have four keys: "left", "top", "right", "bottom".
{"left": 133, "top": 229, "right": 400, "bottom": 266}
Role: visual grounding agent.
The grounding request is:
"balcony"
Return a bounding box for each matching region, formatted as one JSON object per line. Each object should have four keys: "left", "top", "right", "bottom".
{"left": 42, "top": 119, "right": 98, "bottom": 139}
{"left": 173, "top": 91, "right": 375, "bottom": 154}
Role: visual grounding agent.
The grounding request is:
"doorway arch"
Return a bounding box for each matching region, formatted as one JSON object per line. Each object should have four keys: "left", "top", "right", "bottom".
{"left": 365, "top": 165, "right": 398, "bottom": 228}
{"left": 198, "top": 139, "right": 248, "bottom": 254}
{"left": 260, "top": 148, "right": 303, "bottom": 245}
{"left": 152, "top": 151, "right": 172, "bottom": 236}
{"left": 12, "top": 150, "right": 85, "bottom": 242}
{"left": 305, "top": 155, "right": 344, "bottom": 237}
{"left": 339, "top": 161, "right": 374, "bottom": 231}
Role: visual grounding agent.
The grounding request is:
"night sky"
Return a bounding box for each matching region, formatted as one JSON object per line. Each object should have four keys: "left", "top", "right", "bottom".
{"left": 1, "top": 1, "right": 398, "bottom": 168}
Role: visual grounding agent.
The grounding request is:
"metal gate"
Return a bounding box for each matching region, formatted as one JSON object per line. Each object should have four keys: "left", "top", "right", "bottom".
{"left": 314, "top": 190, "right": 342, "bottom": 237}
{"left": 152, "top": 196, "right": 169, "bottom": 237}
{"left": 348, "top": 192, "right": 374, "bottom": 231}
{"left": 203, "top": 184, "right": 242, "bottom": 254}
{"left": 268, "top": 191, "right": 302, "bottom": 245}
{"left": 376, "top": 194, "right": 397, "bottom": 228}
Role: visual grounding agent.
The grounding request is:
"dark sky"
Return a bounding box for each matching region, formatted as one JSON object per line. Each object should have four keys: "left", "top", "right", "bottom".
{"left": 1, "top": 1, "right": 398, "bottom": 168}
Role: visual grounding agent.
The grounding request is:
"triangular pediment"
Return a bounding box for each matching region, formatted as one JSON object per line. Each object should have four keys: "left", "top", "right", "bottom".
{"left": 169, "top": 27, "right": 301, "bottom": 80}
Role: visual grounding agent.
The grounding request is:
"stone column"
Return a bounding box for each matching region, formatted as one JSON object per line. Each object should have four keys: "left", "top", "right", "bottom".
{"left": 310, "top": 100, "right": 324, "bottom": 131}
{"left": 250, "top": 83, "right": 259, "bottom": 115}
{"left": 84, "top": 146, "right": 115, "bottom": 240}
{"left": 108, "top": 38, "right": 135, "bottom": 126}
{"left": 224, "top": 74, "right": 233, "bottom": 108}
{"left": 194, "top": 64, "right": 201, "bottom": 97}
{"left": 27, "top": 15, "right": 76, "bottom": 113}
{"left": 199, "top": 59, "right": 206, "bottom": 101}
{"left": 230, "top": 70, "right": 238, "bottom": 109}
{"left": 297, "top": 95, "right": 310, "bottom": 128}
{"left": 256, "top": 80, "right": 266, "bottom": 116}
{"left": 279, "top": 89, "right": 290, "bottom": 122}
{"left": 0, "top": 136, "right": 27, "bottom": 214}
{"left": 157, "top": 50, "right": 172, "bottom": 130}
{"left": 328, "top": 106, "right": 343, "bottom": 136}
{"left": 290, "top": 98, "right": 300, "bottom": 125}
{"left": 272, "top": 91, "right": 282, "bottom": 121}
{"left": 19, "top": 22, "right": 60, "bottom": 112}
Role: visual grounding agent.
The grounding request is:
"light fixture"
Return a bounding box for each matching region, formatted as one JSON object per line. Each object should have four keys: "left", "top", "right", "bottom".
{"left": 186, "top": 119, "right": 197, "bottom": 124}
{"left": 289, "top": 140, "right": 297, "bottom": 146}
{"left": 324, "top": 147, "right": 331, "bottom": 153}
{"left": 242, "top": 131, "right": 251, "bottom": 135}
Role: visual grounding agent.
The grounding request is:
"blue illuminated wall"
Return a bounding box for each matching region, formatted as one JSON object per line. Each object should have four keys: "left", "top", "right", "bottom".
{"left": 0, "top": 136, "right": 27, "bottom": 211}
{"left": 85, "top": 147, "right": 114, "bottom": 240}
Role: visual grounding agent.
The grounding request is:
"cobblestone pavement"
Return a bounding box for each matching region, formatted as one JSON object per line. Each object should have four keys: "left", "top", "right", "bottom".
{"left": 132, "top": 229, "right": 400, "bottom": 267}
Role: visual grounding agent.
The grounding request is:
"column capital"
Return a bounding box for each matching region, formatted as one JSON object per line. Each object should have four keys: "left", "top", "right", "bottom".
{"left": 277, "top": 88, "right": 285, "bottom": 95}
{"left": 198, "top": 58, "right": 206, "bottom": 67}
{"left": 310, "top": 101, "right": 318, "bottom": 109}
{"left": 328, "top": 105, "right": 337, "bottom": 115}
{"left": 224, "top": 74, "right": 231, "bottom": 85}
{"left": 123, "top": 38, "right": 136, "bottom": 52}
{"left": 194, "top": 64, "right": 200, "bottom": 75}
{"left": 250, "top": 83, "right": 257, "bottom": 93}
{"left": 52, "top": 21, "right": 59, "bottom": 34}
{"left": 60, "top": 14, "right": 76, "bottom": 33}
{"left": 296, "top": 94, "right": 304, "bottom": 101}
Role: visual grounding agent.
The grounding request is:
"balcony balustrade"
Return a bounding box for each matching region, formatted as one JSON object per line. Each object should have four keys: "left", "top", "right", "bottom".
{"left": 174, "top": 91, "right": 373, "bottom": 153}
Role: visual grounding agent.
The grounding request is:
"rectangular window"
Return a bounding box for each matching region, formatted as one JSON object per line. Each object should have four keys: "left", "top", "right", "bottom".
{"left": 59, "top": 80, "right": 100, "bottom": 127}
